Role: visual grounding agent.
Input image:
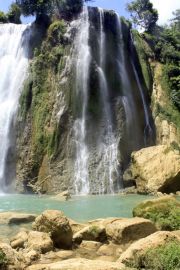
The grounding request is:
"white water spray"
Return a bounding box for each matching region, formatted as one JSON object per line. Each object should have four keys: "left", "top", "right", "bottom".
{"left": 0, "top": 24, "right": 30, "bottom": 192}
{"left": 73, "top": 8, "right": 91, "bottom": 194}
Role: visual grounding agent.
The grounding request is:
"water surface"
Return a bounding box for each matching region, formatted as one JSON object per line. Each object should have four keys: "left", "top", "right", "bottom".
{"left": 0, "top": 194, "right": 154, "bottom": 222}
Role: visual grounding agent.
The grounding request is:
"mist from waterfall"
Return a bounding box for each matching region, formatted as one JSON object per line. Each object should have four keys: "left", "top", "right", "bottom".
{"left": 0, "top": 24, "right": 31, "bottom": 192}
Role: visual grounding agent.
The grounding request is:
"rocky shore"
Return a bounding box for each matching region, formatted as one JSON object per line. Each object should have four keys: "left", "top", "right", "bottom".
{"left": 0, "top": 195, "right": 179, "bottom": 269}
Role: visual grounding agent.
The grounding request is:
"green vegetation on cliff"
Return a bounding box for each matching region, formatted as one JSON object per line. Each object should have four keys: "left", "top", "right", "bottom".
{"left": 129, "top": 1, "right": 180, "bottom": 136}
{"left": 19, "top": 18, "right": 68, "bottom": 177}
{"left": 132, "top": 30, "right": 153, "bottom": 93}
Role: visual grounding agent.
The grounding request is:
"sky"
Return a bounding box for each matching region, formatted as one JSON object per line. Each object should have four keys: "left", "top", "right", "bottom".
{"left": 0, "top": 0, "right": 179, "bottom": 25}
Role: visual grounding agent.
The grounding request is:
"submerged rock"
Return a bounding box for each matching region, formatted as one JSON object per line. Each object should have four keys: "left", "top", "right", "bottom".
{"left": 125, "top": 145, "right": 180, "bottom": 194}
{"left": 50, "top": 191, "right": 71, "bottom": 201}
{"left": 32, "top": 210, "right": 73, "bottom": 249}
{"left": 0, "top": 212, "right": 37, "bottom": 225}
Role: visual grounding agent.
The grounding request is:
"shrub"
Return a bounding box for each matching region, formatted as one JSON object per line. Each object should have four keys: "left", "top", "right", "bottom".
{"left": 0, "top": 250, "right": 7, "bottom": 269}
{"left": 126, "top": 240, "right": 180, "bottom": 270}
{"left": 133, "top": 197, "right": 180, "bottom": 230}
{"left": 47, "top": 20, "right": 66, "bottom": 46}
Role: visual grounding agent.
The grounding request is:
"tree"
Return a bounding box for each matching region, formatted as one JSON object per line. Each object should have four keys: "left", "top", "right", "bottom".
{"left": 16, "top": 0, "right": 52, "bottom": 18}
{"left": 127, "top": 0, "right": 158, "bottom": 32}
{"left": 0, "top": 11, "right": 8, "bottom": 23}
{"left": 171, "top": 9, "right": 180, "bottom": 31}
{"left": 7, "top": 3, "right": 21, "bottom": 24}
{"left": 54, "top": 0, "right": 83, "bottom": 20}
{"left": 16, "top": 0, "right": 92, "bottom": 21}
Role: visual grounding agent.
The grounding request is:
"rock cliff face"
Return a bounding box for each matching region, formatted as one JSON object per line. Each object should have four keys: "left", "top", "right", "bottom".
{"left": 151, "top": 63, "right": 180, "bottom": 145}
{"left": 16, "top": 7, "right": 154, "bottom": 194}
{"left": 132, "top": 31, "right": 180, "bottom": 146}
{"left": 125, "top": 31, "right": 180, "bottom": 194}
{"left": 125, "top": 145, "right": 180, "bottom": 194}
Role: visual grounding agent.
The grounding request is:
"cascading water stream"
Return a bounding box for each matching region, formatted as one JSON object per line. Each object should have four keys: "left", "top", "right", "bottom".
{"left": 130, "top": 33, "right": 153, "bottom": 145}
{"left": 116, "top": 14, "right": 153, "bottom": 148}
{"left": 115, "top": 14, "right": 141, "bottom": 148}
{"left": 0, "top": 24, "right": 30, "bottom": 193}
{"left": 73, "top": 8, "right": 153, "bottom": 195}
{"left": 73, "top": 8, "right": 91, "bottom": 194}
{"left": 95, "top": 9, "right": 121, "bottom": 193}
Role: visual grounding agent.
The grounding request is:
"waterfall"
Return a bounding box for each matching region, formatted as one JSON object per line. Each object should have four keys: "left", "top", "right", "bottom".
{"left": 95, "top": 9, "right": 121, "bottom": 193}
{"left": 72, "top": 7, "right": 153, "bottom": 195}
{"left": 73, "top": 7, "right": 91, "bottom": 194}
{"left": 0, "top": 24, "right": 30, "bottom": 192}
{"left": 129, "top": 34, "right": 153, "bottom": 145}
{"left": 115, "top": 14, "right": 141, "bottom": 149}
{"left": 73, "top": 8, "right": 121, "bottom": 194}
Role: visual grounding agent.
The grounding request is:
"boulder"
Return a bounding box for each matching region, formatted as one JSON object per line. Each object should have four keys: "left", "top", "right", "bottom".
{"left": 22, "top": 249, "right": 40, "bottom": 266}
{"left": 124, "top": 145, "right": 180, "bottom": 194}
{"left": 26, "top": 231, "right": 53, "bottom": 253}
{"left": 10, "top": 230, "right": 29, "bottom": 249}
{"left": 26, "top": 258, "right": 128, "bottom": 270}
{"left": 118, "top": 231, "right": 180, "bottom": 265}
{"left": 11, "top": 230, "right": 53, "bottom": 254}
{"left": 0, "top": 212, "right": 37, "bottom": 225}
{"left": 80, "top": 240, "right": 102, "bottom": 250}
{"left": 97, "top": 243, "right": 122, "bottom": 257}
{"left": 68, "top": 218, "right": 87, "bottom": 234}
{"left": 105, "top": 217, "right": 156, "bottom": 244}
{"left": 32, "top": 210, "right": 72, "bottom": 249}
{"left": 73, "top": 225, "right": 107, "bottom": 244}
{"left": 133, "top": 195, "right": 180, "bottom": 230}
{"left": 0, "top": 241, "right": 25, "bottom": 269}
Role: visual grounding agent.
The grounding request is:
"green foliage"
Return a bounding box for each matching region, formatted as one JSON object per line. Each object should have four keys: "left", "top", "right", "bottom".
{"left": 170, "top": 141, "right": 180, "bottom": 152}
{"left": 16, "top": 0, "right": 91, "bottom": 21}
{"left": 16, "top": 0, "right": 52, "bottom": 17}
{"left": 132, "top": 30, "right": 153, "bottom": 92}
{"left": 19, "top": 75, "right": 33, "bottom": 119}
{"left": 163, "top": 64, "right": 180, "bottom": 110}
{"left": 141, "top": 10, "right": 180, "bottom": 113}
{"left": 126, "top": 240, "right": 180, "bottom": 270}
{"left": 127, "top": 0, "right": 158, "bottom": 32}
{"left": 47, "top": 20, "right": 66, "bottom": 45}
{"left": 19, "top": 18, "right": 68, "bottom": 176}
{"left": 0, "top": 250, "right": 7, "bottom": 268}
{"left": 0, "top": 11, "right": 8, "bottom": 23}
{"left": 7, "top": 3, "right": 21, "bottom": 24}
{"left": 171, "top": 9, "right": 180, "bottom": 32}
{"left": 133, "top": 198, "right": 180, "bottom": 231}
{"left": 55, "top": 0, "right": 83, "bottom": 20}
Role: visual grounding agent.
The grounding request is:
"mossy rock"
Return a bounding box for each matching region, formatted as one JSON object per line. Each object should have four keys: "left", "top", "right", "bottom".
{"left": 133, "top": 196, "right": 180, "bottom": 231}
{"left": 126, "top": 240, "right": 180, "bottom": 270}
